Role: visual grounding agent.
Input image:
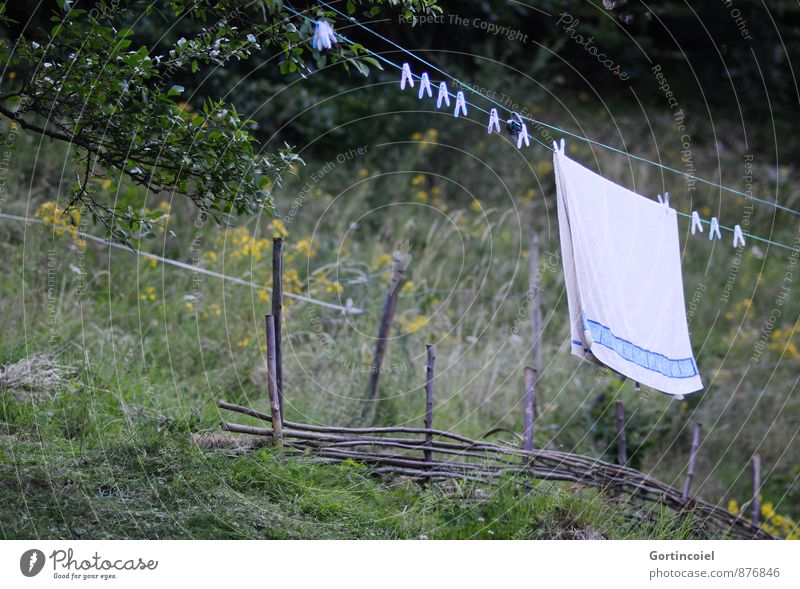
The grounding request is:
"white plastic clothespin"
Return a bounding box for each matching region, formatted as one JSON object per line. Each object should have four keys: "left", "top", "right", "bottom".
{"left": 657, "top": 192, "right": 670, "bottom": 213}
{"left": 733, "top": 224, "right": 746, "bottom": 248}
{"left": 453, "top": 91, "right": 467, "bottom": 117}
{"left": 559, "top": 138, "right": 565, "bottom": 154}
{"left": 418, "top": 72, "right": 432, "bottom": 99}
{"left": 312, "top": 21, "right": 338, "bottom": 51}
{"left": 436, "top": 82, "right": 450, "bottom": 109}
{"left": 400, "top": 62, "right": 414, "bottom": 89}
{"left": 691, "top": 211, "right": 703, "bottom": 235}
{"left": 709, "top": 217, "right": 722, "bottom": 241}
{"left": 517, "top": 122, "right": 530, "bottom": 149}
{"left": 487, "top": 109, "right": 501, "bottom": 134}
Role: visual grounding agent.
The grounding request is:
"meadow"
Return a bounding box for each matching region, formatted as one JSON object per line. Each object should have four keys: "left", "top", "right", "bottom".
{"left": 0, "top": 92, "right": 798, "bottom": 539}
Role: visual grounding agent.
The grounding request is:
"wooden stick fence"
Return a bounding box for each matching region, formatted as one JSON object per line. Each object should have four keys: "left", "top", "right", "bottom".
{"left": 218, "top": 398, "right": 772, "bottom": 540}
{"left": 219, "top": 237, "right": 775, "bottom": 541}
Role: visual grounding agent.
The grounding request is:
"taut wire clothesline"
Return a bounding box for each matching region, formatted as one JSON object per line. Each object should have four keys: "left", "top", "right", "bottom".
{"left": 0, "top": 212, "right": 362, "bottom": 314}
{"left": 283, "top": 3, "right": 800, "bottom": 254}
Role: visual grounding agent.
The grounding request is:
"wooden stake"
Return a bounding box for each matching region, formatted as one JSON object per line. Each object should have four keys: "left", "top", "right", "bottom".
{"left": 615, "top": 400, "right": 627, "bottom": 466}
{"left": 682, "top": 422, "right": 702, "bottom": 500}
{"left": 522, "top": 367, "right": 536, "bottom": 452}
{"left": 365, "top": 246, "right": 411, "bottom": 409}
{"left": 265, "top": 314, "right": 283, "bottom": 452}
{"left": 751, "top": 453, "right": 761, "bottom": 527}
{"left": 424, "top": 344, "right": 436, "bottom": 463}
{"left": 271, "top": 237, "right": 284, "bottom": 417}
{"left": 528, "top": 234, "right": 543, "bottom": 416}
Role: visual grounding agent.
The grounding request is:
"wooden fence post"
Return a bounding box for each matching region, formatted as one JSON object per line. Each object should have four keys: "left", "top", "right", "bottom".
{"left": 615, "top": 400, "right": 628, "bottom": 466}
{"left": 265, "top": 314, "right": 283, "bottom": 452}
{"left": 272, "top": 237, "right": 284, "bottom": 417}
{"left": 424, "top": 344, "right": 435, "bottom": 464}
{"left": 751, "top": 453, "right": 761, "bottom": 527}
{"left": 364, "top": 245, "right": 411, "bottom": 417}
{"left": 528, "top": 234, "right": 542, "bottom": 417}
{"left": 522, "top": 367, "right": 536, "bottom": 452}
{"left": 682, "top": 422, "right": 702, "bottom": 500}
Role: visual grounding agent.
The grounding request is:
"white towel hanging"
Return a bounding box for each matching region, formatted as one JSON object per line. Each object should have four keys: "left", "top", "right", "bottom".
{"left": 436, "top": 82, "right": 450, "bottom": 109}
{"left": 453, "top": 91, "right": 467, "bottom": 117}
{"left": 691, "top": 211, "right": 703, "bottom": 234}
{"left": 400, "top": 62, "right": 414, "bottom": 89}
{"left": 554, "top": 150, "right": 703, "bottom": 397}
{"left": 418, "top": 72, "right": 432, "bottom": 99}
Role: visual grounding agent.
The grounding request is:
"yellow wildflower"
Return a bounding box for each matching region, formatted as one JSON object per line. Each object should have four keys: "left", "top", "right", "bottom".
{"left": 270, "top": 219, "right": 288, "bottom": 238}
{"left": 325, "top": 281, "right": 343, "bottom": 294}
{"left": 284, "top": 268, "right": 302, "bottom": 294}
{"left": 294, "top": 238, "right": 317, "bottom": 258}
{"left": 140, "top": 286, "right": 157, "bottom": 302}
{"left": 728, "top": 499, "right": 739, "bottom": 515}
{"left": 34, "top": 201, "right": 84, "bottom": 248}
{"left": 404, "top": 315, "right": 427, "bottom": 334}
{"left": 373, "top": 254, "right": 393, "bottom": 269}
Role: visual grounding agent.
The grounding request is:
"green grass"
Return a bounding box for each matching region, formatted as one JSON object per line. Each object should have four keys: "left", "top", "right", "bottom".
{"left": 0, "top": 376, "right": 701, "bottom": 540}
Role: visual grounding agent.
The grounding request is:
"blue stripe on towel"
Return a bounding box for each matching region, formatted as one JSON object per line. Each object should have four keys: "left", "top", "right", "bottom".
{"left": 571, "top": 339, "right": 590, "bottom": 352}
{"left": 583, "top": 318, "right": 698, "bottom": 379}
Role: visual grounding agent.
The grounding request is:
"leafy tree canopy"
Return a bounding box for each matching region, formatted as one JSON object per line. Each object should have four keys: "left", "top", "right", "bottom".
{"left": 0, "top": 0, "right": 439, "bottom": 243}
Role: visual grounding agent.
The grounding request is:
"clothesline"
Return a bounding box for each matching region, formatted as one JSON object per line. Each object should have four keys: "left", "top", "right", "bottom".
{"left": 287, "top": 3, "right": 800, "bottom": 254}
{"left": 0, "top": 213, "right": 363, "bottom": 314}
{"left": 313, "top": 0, "right": 800, "bottom": 218}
